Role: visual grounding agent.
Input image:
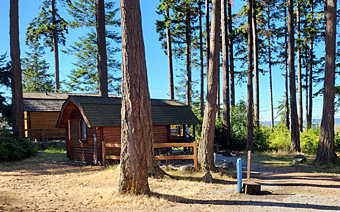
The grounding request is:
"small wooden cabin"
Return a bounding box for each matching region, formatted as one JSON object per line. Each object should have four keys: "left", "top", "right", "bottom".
{"left": 23, "top": 92, "right": 69, "bottom": 141}
{"left": 56, "top": 95, "right": 201, "bottom": 164}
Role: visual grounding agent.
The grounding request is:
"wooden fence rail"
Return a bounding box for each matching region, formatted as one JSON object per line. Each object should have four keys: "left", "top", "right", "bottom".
{"left": 102, "top": 141, "right": 198, "bottom": 171}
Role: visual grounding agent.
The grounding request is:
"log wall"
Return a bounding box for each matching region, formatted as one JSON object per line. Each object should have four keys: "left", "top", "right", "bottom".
{"left": 25, "top": 111, "right": 66, "bottom": 141}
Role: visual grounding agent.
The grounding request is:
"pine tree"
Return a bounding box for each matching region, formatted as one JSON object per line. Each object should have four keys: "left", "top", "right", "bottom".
{"left": 26, "top": 0, "right": 69, "bottom": 92}
{"left": 22, "top": 44, "right": 54, "bottom": 92}
{"left": 10, "top": 0, "right": 24, "bottom": 138}
{"left": 118, "top": 0, "right": 155, "bottom": 194}
{"left": 288, "top": 0, "right": 300, "bottom": 152}
{"left": 315, "top": 0, "right": 339, "bottom": 164}
{"left": 64, "top": 0, "right": 121, "bottom": 94}
{"left": 198, "top": 0, "right": 221, "bottom": 171}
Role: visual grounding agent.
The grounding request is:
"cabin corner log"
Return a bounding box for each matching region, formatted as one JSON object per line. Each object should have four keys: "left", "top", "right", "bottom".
{"left": 102, "top": 141, "right": 198, "bottom": 171}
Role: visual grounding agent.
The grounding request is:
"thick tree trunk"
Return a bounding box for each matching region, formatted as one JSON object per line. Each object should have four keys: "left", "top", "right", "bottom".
{"left": 284, "top": 5, "right": 290, "bottom": 131}
{"left": 185, "top": 4, "right": 191, "bottom": 107}
{"left": 307, "top": 2, "right": 314, "bottom": 129}
{"left": 221, "top": 0, "right": 230, "bottom": 146}
{"left": 228, "top": 0, "right": 235, "bottom": 107}
{"left": 166, "top": 8, "right": 174, "bottom": 100}
{"left": 51, "top": 0, "right": 59, "bottom": 92}
{"left": 198, "top": 0, "right": 221, "bottom": 172}
{"left": 96, "top": 0, "right": 108, "bottom": 97}
{"left": 267, "top": 6, "right": 274, "bottom": 131}
{"left": 315, "top": 0, "right": 339, "bottom": 164}
{"left": 199, "top": 1, "right": 204, "bottom": 117}
{"left": 247, "top": 0, "right": 253, "bottom": 151}
{"left": 252, "top": 0, "right": 259, "bottom": 128}
{"left": 297, "top": 3, "right": 303, "bottom": 132}
{"left": 288, "top": 0, "right": 300, "bottom": 152}
{"left": 10, "top": 0, "right": 24, "bottom": 138}
{"left": 117, "top": 0, "right": 151, "bottom": 195}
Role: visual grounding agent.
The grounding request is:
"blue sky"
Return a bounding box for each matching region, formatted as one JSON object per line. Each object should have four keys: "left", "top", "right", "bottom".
{"left": 0, "top": 0, "right": 337, "bottom": 122}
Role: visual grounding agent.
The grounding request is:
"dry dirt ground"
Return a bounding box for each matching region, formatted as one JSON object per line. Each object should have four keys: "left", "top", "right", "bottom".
{"left": 1, "top": 151, "right": 340, "bottom": 212}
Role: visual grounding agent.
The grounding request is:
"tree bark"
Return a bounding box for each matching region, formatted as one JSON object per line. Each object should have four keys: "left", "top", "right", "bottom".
{"left": 228, "top": 0, "right": 235, "bottom": 107}
{"left": 305, "top": 49, "right": 309, "bottom": 128}
{"left": 247, "top": 0, "right": 253, "bottom": 151}
{"left": 117, "top": 0, "right": 151, "bottom": 195}
{"left": 96, "top": 0, "right": 108, "bottom": 97}
{"left": 267, "top": 5, "right": 274, "bottom": 131}
{"left": 185, "top": 3, "right": 191, "bottom": 107}
{"left": 221, "top": 0, "right": 230, "bottom": 146}
{"left": 198, "top": 0, "right": 221, "bottom": 172}
{"left": 297, "top": 2, "right": 303, "bottom": 132}
{"left": 307, "top": 1, "right": 314, "bottom": 129}
{"left": 252, "top": 0, "right": 259, "bottom": 128}
{"left": 284, "top": 5, "right": 290, "bottom": 131}
{"left": 206, "top": 0, "right": 210, "bottom": 93}
{"left": 199, "top": 1, "right": 204, "bottom": 117}
{"left": 315, "top": 0, "right": 339, "bottom": 164}
{"left": 288, "top": 0, "right": 300, "bottom": 152}
{"left": 166, "top": 8, "right": 174, "bottom": 100}
{"left": 51, "top": 0, "right": 59, "bottom": 92}
{"left": 10, "top": 0, "right": 24, "bottom": 138}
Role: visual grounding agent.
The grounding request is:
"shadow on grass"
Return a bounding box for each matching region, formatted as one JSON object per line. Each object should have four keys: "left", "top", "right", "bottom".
{"left": 170, "top": 174, "right": 236, "bottom": 185}
{"left": 253, "top": 153, "right": 340, "bottom": 175}
{"left": 152, "top": 192, "right": 340, "bottom": 210}
{"left": 0, "top": 151, "right": 104, "bottom": 176}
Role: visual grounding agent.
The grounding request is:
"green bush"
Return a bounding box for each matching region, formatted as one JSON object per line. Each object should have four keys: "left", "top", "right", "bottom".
{"left": 0, "top": 129, "right": 37, "bottom": 162}
{"left": 254, "top": 125, "right": 271, "bottom": 152}
{"left": 300, "top": 128, "right": 320, "bottom": 154}
{"left": 268, "top": 129, "right": 291, "bottom": 151}
{"left": 335, "top": 132, "right": 340, "bottom": 152}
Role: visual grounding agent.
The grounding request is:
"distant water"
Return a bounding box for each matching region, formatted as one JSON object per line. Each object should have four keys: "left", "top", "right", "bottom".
{"left": 261, "top": 118, "right": 340, "bottom": 128}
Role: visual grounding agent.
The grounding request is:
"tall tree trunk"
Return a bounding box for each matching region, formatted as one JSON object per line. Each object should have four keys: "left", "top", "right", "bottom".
{"left": 166, "top": 8, "right": 174, "bottom": 100}
{"left": 305, "top": 49, "right": 309, "bottom": 128}
{"left": 118, "top": 0, "right": 151, "bottom": 195}
{"left": 307, "top": 1, "right": 314, "bottom": 129}
{"left": 206, "top": 0, "right": 210, "bottom": 92}
{"left": 198, "top": 0, "right": 221, "bottom": 172}
{"left": 228, "top": 0, "right": 235, "bottom": 107}
{"left": 252, "top": 0, "right": 259, "bottom": 128}
{"left": 267, "top": 5, "right": 274, "bottom": 131}
{"left": 199, "top": 1, "right": 204, "bottom": 117}
{"left": 51, "top": 0, "right": 59, "bottom": 92}
{"left": 288, "top": 0, "right": 300, "bottom": 152}
{"left": 247, "top": 0, "right": 253, "bottom": 151}
{"left": 185, "top": 4, "right": 191, "bottom": 107}
{"left": 297, "top": 2, "right": 303, "bottom": 132}
{"left": 96, "top": 0, "right": 108, "bottom": 97}
{"left": 221, "top": 0, "right": 230, "bottom": 146}
{"left": 10, "top": 0, "right": 24, "bottom": 138}
{"left": 315, "top": 0, "right": 338, "bottom": 164}
{"left": 284, "top": 5, "right": 290, "bottom": 131}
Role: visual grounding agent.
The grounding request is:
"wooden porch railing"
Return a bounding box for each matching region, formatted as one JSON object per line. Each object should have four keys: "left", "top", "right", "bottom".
{"left": 102, "top": 141, "right": 198, "bottom": 171}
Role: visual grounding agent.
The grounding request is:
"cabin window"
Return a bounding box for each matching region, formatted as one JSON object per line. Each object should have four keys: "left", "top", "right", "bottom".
{"left": 80, "top": 120, "right": 87, "bottom": 139}
{"left": 68, "top": 119, "right": 87, "bottom": 142}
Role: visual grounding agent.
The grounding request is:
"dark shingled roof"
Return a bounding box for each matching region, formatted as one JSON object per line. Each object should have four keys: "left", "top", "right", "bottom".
{"left": 23, "top": 92, "right": 118, "bottom": 112}
{"left": 59, "top": 95, "right": 200, "bottom": 127}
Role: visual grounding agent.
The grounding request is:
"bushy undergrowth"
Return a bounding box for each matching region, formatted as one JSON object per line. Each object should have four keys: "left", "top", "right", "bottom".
{"left": 0, "top": 129, "right": 37, "bottom": 162}
{"left": 194, "top": 100, "right": 340, "bottom": 154}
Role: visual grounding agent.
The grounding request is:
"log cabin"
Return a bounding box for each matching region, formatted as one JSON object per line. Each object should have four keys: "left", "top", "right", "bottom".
{"left": 23, "top": 92, "right": 69, "bottom": 141}
{"left": 23, "top": 92, "right": 118, "bottom": 141}
{"left": 56, "top": 95, "right": 200, "bottom": 165}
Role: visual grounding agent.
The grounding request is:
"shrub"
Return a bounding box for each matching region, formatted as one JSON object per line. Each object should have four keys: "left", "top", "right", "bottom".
{"left": 0, "top": 129, "right": 37, "bottom": 162}
{"left": 268, "top": 129, "right": 291, "bottom": 151}
{"left": 300, "top": 128, "right": 320, "bottom": 154}
{"left": 254, "top": 125, "right": 271, "bottom": 152}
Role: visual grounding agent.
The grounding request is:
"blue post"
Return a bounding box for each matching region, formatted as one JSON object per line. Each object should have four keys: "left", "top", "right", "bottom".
{"left": 237, "top": 158, "right": 242, "bottom": 193}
